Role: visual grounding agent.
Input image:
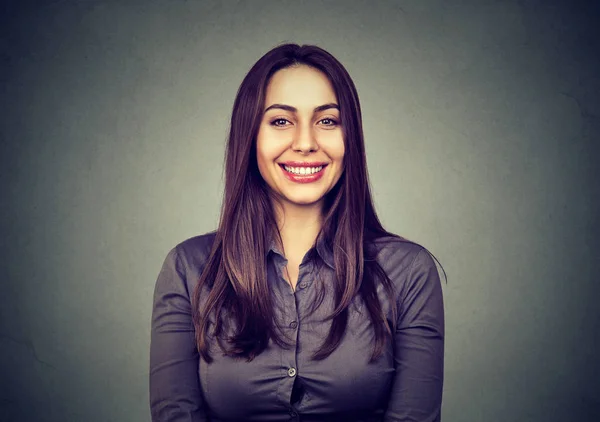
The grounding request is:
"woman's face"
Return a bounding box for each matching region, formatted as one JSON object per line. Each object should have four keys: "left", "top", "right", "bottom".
{"left": 256, "top": 65, "right": 345, "bottom": 210}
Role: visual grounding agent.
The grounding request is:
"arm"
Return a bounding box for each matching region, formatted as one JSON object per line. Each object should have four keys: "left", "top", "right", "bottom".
{"left": 384, "top": 248, "right": 445, "bottom": 422}
{"left": 149, "top": 246, "right": 208, "bottom": 422}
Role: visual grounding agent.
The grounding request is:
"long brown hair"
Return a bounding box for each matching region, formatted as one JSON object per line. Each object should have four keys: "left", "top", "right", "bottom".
{"left": 191, "top": 43, "right": 438, "bottom": 363}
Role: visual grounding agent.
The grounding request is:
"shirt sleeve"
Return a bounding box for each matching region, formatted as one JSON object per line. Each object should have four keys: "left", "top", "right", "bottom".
{"left": 384, "top": 248, "right": 445, "bottom": 422}
{"left": 149, "top": 246, "right": 209, "bottom": 422}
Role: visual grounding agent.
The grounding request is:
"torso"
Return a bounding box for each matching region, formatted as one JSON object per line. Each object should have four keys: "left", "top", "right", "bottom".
{"left": 176, "top": 231, "right": 434, "bottom": 422}
{"left": 283, "top": 256, "right": 302, "bottom": 290}
{"left": 280, "top": 229, "right": 319, "bottom": 291}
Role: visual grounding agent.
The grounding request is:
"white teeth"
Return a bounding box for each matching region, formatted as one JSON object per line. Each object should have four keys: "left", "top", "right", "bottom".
{"left": 283, "top": 165, "right": 323, "bottom": 175}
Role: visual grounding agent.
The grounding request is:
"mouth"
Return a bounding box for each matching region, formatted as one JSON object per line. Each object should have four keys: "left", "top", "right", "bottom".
{"left": 278, "top": 163, "right": 328, "bottom": 183}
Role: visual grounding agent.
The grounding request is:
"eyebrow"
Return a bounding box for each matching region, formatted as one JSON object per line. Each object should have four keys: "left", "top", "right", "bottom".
{"left": 264, "top": 103, "right": 339, "bottom": 113}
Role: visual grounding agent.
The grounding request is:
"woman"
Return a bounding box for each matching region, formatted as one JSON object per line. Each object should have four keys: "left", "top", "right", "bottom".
{"left": 150, "top": 43, "right": 445, "bottom": 422}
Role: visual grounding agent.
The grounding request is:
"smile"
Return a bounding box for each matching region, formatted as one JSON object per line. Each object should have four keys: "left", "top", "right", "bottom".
{"left": 278, "top": 164, "right": 327, "bottom": 183}
{"left": 283, "top": 165, "right": 323, "bottom": 175}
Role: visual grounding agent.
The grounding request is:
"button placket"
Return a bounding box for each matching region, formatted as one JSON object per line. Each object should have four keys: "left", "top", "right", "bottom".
{"left": 277, "top": 261, "right": 300, "bottom": 403}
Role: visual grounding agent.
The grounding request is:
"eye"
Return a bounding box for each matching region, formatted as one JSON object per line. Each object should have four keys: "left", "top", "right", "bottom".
{"left": 270, "top": 118, "right": 291, "bottom": 127}
{"left": 318, "top": 118, "right": 339, "bottom": 127}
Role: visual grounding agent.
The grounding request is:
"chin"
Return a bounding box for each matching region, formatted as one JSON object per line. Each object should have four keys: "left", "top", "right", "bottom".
{"left": 284, "top": 194, "right": 325, "bottom": 206}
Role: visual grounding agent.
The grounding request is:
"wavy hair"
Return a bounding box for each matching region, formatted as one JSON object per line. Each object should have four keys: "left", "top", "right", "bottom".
{"left": 191, "top": 43, "right": 435, "bottom": 363}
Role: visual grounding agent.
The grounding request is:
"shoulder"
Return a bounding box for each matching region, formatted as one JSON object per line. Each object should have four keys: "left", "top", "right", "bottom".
{"left": 163, "top": 230, "right": 219, "bottom": 275}
{"left": 174, "top": 230, "right": 218, "bottom": 258}
{"left": 368, "top": 234, "right": 431, "bottom": 268}
{"left": 367, "top": 234, "right": 439, "bottom": 289}
{"left": 156, "top": 231, "right": 219, "bottom": 298}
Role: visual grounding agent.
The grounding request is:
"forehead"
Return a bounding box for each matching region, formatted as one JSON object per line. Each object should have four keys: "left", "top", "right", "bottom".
{"left": 264, "top": 65, "right": 337, "bottom": 106}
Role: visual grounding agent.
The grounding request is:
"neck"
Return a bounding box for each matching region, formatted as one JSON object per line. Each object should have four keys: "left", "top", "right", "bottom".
{"left": 273, "top": 199, "right": 324, "bottom": 255}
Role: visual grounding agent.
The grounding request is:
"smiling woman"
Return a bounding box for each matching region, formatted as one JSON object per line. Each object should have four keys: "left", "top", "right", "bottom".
{"left": 149, "top": 43, "right": 446, "bottom": 422}
{"left": 257, "top": 65, "right": 345, "bottom": 239}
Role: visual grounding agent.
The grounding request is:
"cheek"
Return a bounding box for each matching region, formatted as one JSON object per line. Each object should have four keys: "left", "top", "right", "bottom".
{"left": 332, "top": 137, "right": 345, "bottom": 162}
{"left": 320, "top": 132, "right": 345, "bottom": 159}
{"left": 257, "top": 133, "right": 285, "bottom": 161}
{"left": 255, "top": 138, "right": 280, "bottom": 177}
{"left": 333, "top": 141, "right": 345, "bottom": 175}
{"left": 255, "top": 134, "right": 269, "bottom": 162}
{"left": 255, "top": 143, "right": 266, "bottom": 167}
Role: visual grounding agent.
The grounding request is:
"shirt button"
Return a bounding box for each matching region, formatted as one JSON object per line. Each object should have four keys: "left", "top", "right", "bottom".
{"left": 298, "top": 281, "right": 308, "bottom": 289}
{"left": 289, "top": 410, "right": 298, "bottom": 418}
{"left": 289, "top": 321, "right": 298, "bottom": 329}
{"left": 287, "top": 367, "right": 296, "bottom": 377}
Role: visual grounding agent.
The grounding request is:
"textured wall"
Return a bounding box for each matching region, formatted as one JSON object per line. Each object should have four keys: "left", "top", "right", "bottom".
{"left": 1, "top": 0, "right": 599, "bottom": 421}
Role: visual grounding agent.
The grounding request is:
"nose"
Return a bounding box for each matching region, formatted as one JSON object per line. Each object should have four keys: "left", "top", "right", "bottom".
{"left": 291, "top": 122, "right": 318, "bottom": 153}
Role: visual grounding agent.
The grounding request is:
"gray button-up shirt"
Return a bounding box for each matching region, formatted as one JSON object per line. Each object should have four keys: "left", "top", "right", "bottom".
{"left": 150, "top": 231, "right": 444, "bottom": 421}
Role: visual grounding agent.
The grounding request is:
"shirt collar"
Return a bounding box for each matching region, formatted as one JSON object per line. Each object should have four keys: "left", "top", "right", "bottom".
{"left": 267, "top": 230, "right": 334, "bottom": 270}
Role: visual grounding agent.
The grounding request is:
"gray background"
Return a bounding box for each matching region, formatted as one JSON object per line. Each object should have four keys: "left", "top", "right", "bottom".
{"left": 1, "top": 0, "right": 599, "bottom": 421}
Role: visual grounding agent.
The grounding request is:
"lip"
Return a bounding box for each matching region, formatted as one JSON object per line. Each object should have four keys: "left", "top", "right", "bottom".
{"left": 278, "top": 163, "right": 327, "bottom": 184}
{"left": 279, "top": 161, "right": 329, "bottom": 167}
